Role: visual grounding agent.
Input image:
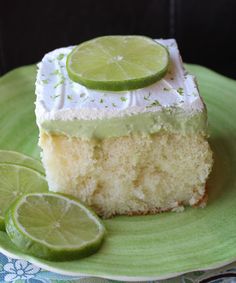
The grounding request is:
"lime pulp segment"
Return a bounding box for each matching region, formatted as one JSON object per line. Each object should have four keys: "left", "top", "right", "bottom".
{"left": 66, "top": 35, "right": 169, "bottom": 91}
{"left": 5, "top": 193, "right": 106, "bottom": 261}
{"left": 0, "top": 164, "right": 48, "bottom": 230}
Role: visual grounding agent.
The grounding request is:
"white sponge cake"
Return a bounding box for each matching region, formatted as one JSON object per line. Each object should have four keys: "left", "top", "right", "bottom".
{"left": 35, "top": 38, "right": 213, "bottom": 217}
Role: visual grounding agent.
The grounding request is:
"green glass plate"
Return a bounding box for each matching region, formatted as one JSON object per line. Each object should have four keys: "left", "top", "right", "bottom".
{"left": 0, "top": 64, "right": 236, "bottom": 281}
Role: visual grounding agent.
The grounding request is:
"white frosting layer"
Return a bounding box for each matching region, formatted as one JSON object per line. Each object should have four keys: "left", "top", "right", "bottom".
{"left": 35, "top": 39, "right": 204, "bottom": 122}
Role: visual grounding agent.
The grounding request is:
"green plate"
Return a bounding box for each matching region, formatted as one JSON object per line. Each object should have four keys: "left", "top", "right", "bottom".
{"left": 0, "top": 64, "right": 236, "bottom": 281}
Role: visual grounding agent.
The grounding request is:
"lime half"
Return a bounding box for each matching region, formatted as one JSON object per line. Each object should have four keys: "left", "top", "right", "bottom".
{"left": 0, "top": 150, "right": 45, "bottom": 175}
{"left": 5, "top": 193, "right": 106, "bottom": 261}
{"left": 0, "top": 164, "right": 48, "bottom": 230}
{"left": 67, "top": 35, "right": 169, "bottom": 91}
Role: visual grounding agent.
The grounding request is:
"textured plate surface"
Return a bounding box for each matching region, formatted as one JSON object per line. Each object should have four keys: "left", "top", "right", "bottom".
{"left": 0, "top": 64, "right": 236, "bottom": 281}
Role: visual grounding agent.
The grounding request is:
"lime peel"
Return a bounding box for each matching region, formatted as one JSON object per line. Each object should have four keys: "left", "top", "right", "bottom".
{"left": 66, "top": 35, "right": 169, "bottom": 91}
{"left": 0, "top": 150, "right": 45, "bottom": 175}
{"left": 0, "top": 164, "right": 48, "bottom": 231}
{"left": 5, "top": 193, "right": 106, "bottom": 261}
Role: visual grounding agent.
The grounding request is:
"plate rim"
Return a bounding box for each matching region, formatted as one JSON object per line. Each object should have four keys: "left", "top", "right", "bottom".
{"left": 1, "top": 245, "right": 236, "bottom": 281}
{"left": 1, "top": 63, "right": 236, "bottom": 281}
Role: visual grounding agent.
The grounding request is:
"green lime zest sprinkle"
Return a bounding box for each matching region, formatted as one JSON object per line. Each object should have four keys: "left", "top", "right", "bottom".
{"left": 50, "top": 94, "right": 60, "bottom": 99}
{"left": 163, "top": 87, "right": 170, "bottom": 91}
{"left": 80, "top": 93, "right": 86, "bottom": 98}
{"left": 57, "top": 53, "right": 65, "bottom": 61}
{"left": 120, "top": 97, "right": 127, "bottom": 102}
{"left": 144, "top": 92, "right": 151, "bottom": 101}
{"left": 100, "top": 98, "right": 104, "bottom": 103}
{"left": 177, "top": 87, "right": 184, "bottom": 95}
{"left": 147, "top": 100, "right": 161, "bottom": 108}
{"left": 67, "top": 95, "right": 73, "bottom": 100}
{"left": 50, "top": 69, "right": 60, "bottom": 76}
{"left": 42, "top": 79, "right": 49, "bottom": 84}
{"left": 54, "top": 79, "right": 65, "bottom": 88}
{"left": 112, "top": 103, "right": 117, "bottom": 107}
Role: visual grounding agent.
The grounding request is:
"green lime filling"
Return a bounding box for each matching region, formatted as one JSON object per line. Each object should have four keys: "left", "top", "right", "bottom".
{"left": 41, "top": 108, "right": 207, "bottom": 140}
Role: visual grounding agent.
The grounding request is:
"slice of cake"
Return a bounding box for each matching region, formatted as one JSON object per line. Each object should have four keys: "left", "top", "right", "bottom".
{"left": 35, "top": 37, "right": 213, "bottom": 218}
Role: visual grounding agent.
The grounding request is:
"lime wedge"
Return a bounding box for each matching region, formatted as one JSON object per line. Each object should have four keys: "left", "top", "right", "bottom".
{"left": 66, "top": 35, "right": 169, "bottom": 91}
{"left": 0, "top": 150, "right": 45, "bottom": 175}
{"left": 0, "top": 164, "right": 48, "bottom": 230}
{"left": 5, "top": 193, "right": 106, "bottom": 261}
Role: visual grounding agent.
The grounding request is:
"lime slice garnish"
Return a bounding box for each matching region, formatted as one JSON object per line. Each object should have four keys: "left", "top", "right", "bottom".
{"left": 66, "top": 35, "right": 169, "bottom": 91}
{"left": 5, "top": 193, "right": 106, "bottom": 261}
{"left": 0, "top": 150, "right": 45, "bottom": 175}
{"left": 0, "top": 164, "right": 48, "bottom": 230}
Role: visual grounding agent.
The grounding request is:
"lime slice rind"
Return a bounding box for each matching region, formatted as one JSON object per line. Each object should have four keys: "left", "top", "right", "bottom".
{"left": 14, "top": 194, "right": 104, "bottom": 249}
{"left": 5, "top": 193, "right": 106, "bottom": 261}
{"left": 67, "top": 68, "right": 168, "bottom": 91}
{"left": 0, "top": 150, "right": 45, "bottom": 175}
{"left": 0, "top": 217, "right": 4, "bottom": 231}
{"left": 0, "top": 164, "right": 48, "bottom": 231}
{"left": 67, "top": 36, "right": 169, "bottom": 91}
